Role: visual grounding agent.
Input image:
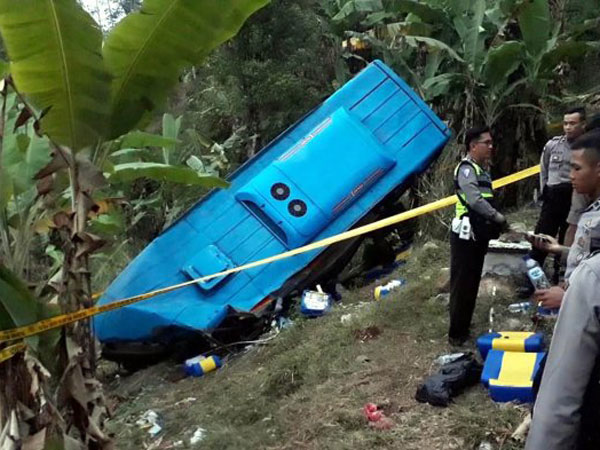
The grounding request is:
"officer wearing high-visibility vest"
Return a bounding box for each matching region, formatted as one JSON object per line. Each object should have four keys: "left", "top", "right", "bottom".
{"left": 449, "top": 126, "right": 507, "bottom": 346}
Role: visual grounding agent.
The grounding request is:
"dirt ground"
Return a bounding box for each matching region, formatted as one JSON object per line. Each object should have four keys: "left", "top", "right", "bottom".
{"left": 100, "top": 210, "right": 546, "bottom": 449}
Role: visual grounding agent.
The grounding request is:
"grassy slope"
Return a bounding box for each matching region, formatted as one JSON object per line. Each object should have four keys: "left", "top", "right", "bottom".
{"left": 105, "top": 216, "right": 543, "bottom": 449}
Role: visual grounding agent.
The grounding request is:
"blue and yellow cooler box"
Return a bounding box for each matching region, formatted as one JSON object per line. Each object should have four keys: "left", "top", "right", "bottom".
{"left": 477, "top": 331, "right": 544, "bottom": 360}
{"left": 481, "top": 350, "right": 546, "bottom": 403}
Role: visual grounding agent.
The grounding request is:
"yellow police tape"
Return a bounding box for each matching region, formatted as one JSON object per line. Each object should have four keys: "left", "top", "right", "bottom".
{"left": 0, "top": 164, "right": 540, "bottom": 350}
{"left": 0, "top": 342, "right": 27, "bottom": 364}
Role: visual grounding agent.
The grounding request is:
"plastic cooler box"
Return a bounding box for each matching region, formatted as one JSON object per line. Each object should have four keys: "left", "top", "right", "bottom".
{"left": 300, "top": 290, "right": 332, "bottom": 317}
{"left": 481, "top": 350, "right": 546, "bottom": 403}
{"left": 477, "top": 331, "right": 544, "bottom": 360}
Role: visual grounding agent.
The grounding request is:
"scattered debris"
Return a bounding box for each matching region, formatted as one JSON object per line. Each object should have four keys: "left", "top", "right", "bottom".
{"left": 512, "top": 413, "right": 532, "bottom": 442}
{"left": 508, "top": 301, "right": 531, "bottom": 313}
{"left": 174, "top": 397, "right": 197, "bottom": 406}
{"left": 505, "top": 318, "right": 525, "bottom": 330}
{"left": 479, "top": 277, "right": 515, "bottom": 297}
{"left": 273, "top": 317, "right": 294, "bottom": 330}
{"left": 362, "top": 403, "right": 394, "bottom": 430}
{"left": 340, "top": 313, "right": 353, "bottom": 324}
{"left": 436, "top": 267, "right": 451, "bottom": 293}
{"left": 136, "top": 410, "right": 163, "bottom": 437}
{"left": 353, "top": 326, "right": 382, "bottom": 342}
{"left": 434, "top": 353, "right": 465, "bottom": 366}
{"left": 373, "top": 279, "right": 406, "bottom": 300}
{"left": 300, "top": 285, "right": 333, "bottom": 317}
{"left": 355, "top": 355, "right": 371, "bottom": 364}
{"left": 429, "top": 293, "right": 450, "bottom": 307}
{"left": 190, "top": 427, "right": 207, "bottom": 445}
{"left": 478, "top": 441, "right": 493, "bottom": 450}
{"left": 184, "top": 355, "right": 222, "bottom": 377}
{"left": 423, "top": 242, "right": 439, "bottom": 252}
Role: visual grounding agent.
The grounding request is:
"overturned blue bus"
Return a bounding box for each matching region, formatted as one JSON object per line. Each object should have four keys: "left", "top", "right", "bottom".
{"left": 94, "top": 60, "right": 451, "bottom": 358}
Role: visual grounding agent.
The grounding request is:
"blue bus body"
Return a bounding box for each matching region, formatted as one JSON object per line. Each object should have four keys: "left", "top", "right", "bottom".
{"left": 94, "top": 60, "right": 451, "bottom": 343}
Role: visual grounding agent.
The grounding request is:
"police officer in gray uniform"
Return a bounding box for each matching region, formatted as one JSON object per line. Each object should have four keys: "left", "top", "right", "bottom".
{"left": 564, "top": 113, "right": 600, "bottom": 246}
{"left": 531, "top": 107, "right": 586, "bottom": 267}
{"left": 526, "top": 132, "right": 600, "bottom": 449}
{"left": 525, "top": 251, "right": 600, "bottom": 450}
{"left": 448, "top": 126, "right": 506, "bottom": 345}
{"left": 529, "top": 132, "right": 600, "bottom": 310}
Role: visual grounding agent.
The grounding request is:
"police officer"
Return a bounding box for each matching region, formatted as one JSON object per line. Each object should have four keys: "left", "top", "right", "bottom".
{"left": 531, "top": 107, "right": 586, "bottom": 266}
{"left": 564, "top": 113, "right": 600, "bottom": 246}
{"left": 529, "top": 131, "right": 600, "bottom": 310}
{"left": 448, "top": 126, "right": 507, "bottom": 346}
{"left": 525, "top": 250, "right": 600, "bottom": 450}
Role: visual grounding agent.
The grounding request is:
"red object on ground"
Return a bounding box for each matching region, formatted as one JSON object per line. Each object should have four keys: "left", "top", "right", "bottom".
{"left": 362, "top": 403, "right": 394, "bottom": 429}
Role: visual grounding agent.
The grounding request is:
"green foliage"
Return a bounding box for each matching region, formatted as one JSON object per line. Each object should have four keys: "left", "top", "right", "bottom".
{"left": 108, "top": 162, "right": 229, "bottom": 187}
{"left": 186, "top": 0, "right": 339, "bottom": 167}
{"left": 0, "top": 0, "right": 110, "bottom": 151}
{"left": 482, "top": 41, "right": 524, "bottom": 88}
{"left": 518, "top": 0, "right": 551, "bottom": 57}
{"left": 119, "top": 131, "right": 179, "bottom": 150}
{"left": 0, "top": 264, "right": 42, "bottom": 350}
{"left": 104, "top": 0, "right": 270, "bottom": 137}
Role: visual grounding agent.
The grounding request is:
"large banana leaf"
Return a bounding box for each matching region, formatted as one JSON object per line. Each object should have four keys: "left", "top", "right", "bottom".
{"left": 3, "top": 123, "right": 52, "bottom": 195}
{"left": 404, "top": 36, "right": 464, "bottom": 63}
{"left": 0, "top": 265, "right": 42, "bottom": 350}
{"left": 119, "top": 131, "right": 178, "bottom": 149}
{"left": 386, "top": 0, "right": 448, "bottom": 24}
{"left": 448, "top": 0, "right": 486, "bottom": 75}
{"left": 0, "top": 0, "right": 110, "bottom": 151}
{"left": 333, "top": 0, "right": 383, "bottom": 21}
{"left": 539, "top": 40, "right": 600, "bottom": 77}
{"left": 107, "top": 162, "right": 230, "bottom": 188}
{"left": 104, "top": 0, "right": 270, "bottom": 138}
{"left": 518, "top": 0, "right": 550, "bottom": 57}
{"left": 482, "top": 41, "right": 524, "bottom": 88}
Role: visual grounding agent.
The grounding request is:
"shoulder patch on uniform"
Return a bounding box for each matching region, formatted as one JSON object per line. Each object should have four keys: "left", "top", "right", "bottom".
{"left": 462, "top": 167, "right": 471, "bottom": 177}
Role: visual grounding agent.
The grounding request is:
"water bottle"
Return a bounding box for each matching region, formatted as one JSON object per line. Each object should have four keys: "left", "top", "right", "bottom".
{"left": 373, "top": 279, "right": 406, "bottom": 300}
{"left": 524, "top": 256, "right": 550, "bottom": 290}
{"left": 508, "top": 301, "right": 531, "bottom": 313}
{"left": 434, "top": 352, "right": 465, "bottom": 365}
{"left": 184, "top": 355, "right": 222, "bottom": 377}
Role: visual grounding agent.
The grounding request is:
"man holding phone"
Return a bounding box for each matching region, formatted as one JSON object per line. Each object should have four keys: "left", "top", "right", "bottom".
{"left": 529, "top": 131, "right": 600, "bottom": 308}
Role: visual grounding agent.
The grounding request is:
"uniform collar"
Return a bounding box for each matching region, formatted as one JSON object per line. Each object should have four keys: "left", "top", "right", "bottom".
{"left": 464, "top": 155, "right": 487, "bottom": 170}
{"left": 584, "top": 197, "right": 600, "bottom": 213}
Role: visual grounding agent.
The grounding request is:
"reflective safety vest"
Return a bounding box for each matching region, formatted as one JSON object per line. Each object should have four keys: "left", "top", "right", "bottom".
{"left": 454, "top": 158, "right": 495, "bottom": 219}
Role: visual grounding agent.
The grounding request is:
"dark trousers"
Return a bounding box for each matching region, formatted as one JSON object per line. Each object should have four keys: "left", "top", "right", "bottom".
{"left": 531, "top": 183, "right": 573, "bottom": 268}
{"left": 449, "top": 232, "right": 489, "bottom": 340}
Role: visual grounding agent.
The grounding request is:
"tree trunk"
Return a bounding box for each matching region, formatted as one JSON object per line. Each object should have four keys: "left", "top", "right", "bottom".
{"left": 52, "top": 158, "right": 112, "bottom": 449}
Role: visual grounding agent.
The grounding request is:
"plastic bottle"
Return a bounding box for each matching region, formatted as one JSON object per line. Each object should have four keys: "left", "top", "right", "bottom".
{"left": 434, "top": 352, "right": 465, "bottom": 365}
{"left": 373, "top": 279, "right": 406, "bottom": 300}
{"left": 524, "top": 256, "right": 550, "bottom": 290}
{"left": 184, "top": 355, "right": 222, "bottom": 377}
{"left": 508, "top": 301, "right": 531, "bottom": 313}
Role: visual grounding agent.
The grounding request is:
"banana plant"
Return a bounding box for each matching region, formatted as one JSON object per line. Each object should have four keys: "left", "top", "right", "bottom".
{"left": 332, "top": 0, "right": 599, "bottom": 128}
{"left": 0, "top": 0, "right": 269, "bottom": 447}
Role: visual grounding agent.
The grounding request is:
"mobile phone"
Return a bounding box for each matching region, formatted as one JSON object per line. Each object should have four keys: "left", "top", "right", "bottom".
{"left": 526, "top": 232, "right": 551, "bottom": 243}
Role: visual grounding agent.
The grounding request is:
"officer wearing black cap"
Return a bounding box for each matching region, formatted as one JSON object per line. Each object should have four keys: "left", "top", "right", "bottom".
{"left": 448, "top": 126, "right": 507, "bottom": 346}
